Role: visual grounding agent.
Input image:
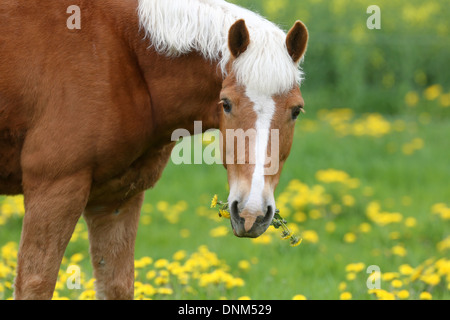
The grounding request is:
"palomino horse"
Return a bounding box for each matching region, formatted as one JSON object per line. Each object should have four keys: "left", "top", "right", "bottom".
{"left": 0, "top": 0, "right": 308, "bottom": 299}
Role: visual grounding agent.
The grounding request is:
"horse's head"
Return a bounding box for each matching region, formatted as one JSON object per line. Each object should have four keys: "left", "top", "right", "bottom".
{"left": 219, "top": 19, "right": 308, "bottom": 238}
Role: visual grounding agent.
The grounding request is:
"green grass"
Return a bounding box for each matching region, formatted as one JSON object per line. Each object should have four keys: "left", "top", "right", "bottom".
{"left": 138, "top": 105, "right": 450, "bottom": 300}
{"left": 1, "top": 0, "right": 449, "bottom": 301}
{"left": 0, "top": 104, "right": 450, "bottom": 299}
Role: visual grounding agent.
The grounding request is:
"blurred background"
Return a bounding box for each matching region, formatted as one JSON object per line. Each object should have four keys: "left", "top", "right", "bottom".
{"left": 234, "top": 0, "right": 449, "bottom": 115}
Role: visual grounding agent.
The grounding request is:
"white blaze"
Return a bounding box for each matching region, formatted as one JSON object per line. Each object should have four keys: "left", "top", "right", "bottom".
{"left": 243, "top": 89, "right": 276, "bottom": 212}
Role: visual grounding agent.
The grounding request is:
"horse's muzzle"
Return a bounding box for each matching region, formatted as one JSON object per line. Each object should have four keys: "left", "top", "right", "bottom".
{"left": 230, "top": 201, "right": 274, "bottom": 238}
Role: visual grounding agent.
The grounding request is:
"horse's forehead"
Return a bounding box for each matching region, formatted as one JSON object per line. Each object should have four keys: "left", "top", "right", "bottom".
{"left": 230, "top": 39, "right": 302, "bottom": 95}
{"left": 224, "top": 75, "right": 301, "bottom": 110}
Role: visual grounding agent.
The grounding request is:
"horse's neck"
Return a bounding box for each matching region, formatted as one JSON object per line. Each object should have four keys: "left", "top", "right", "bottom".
{"left": 131, "top": 38, "right": 223, "bottom": 142}
{"left": 111, "top": 0, "right": 223, "bottom": 142}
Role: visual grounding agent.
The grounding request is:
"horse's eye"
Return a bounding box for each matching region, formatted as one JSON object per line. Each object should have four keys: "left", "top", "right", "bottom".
{"left": 292, "top": 106, "right": 303, "bottom": 120}
{"left": 221, "top": 99, "right": 232, "bottom": 113}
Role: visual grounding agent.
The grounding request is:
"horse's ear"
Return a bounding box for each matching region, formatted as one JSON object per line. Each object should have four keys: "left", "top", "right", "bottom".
{"left": 228, "top": 19, "right": 250, "bottom": 59}
{"left": 286, "top": 21, "right": 308, "bottom": 63}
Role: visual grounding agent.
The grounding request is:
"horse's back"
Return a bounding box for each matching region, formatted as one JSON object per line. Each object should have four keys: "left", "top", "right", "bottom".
{"left": 0, "top": 0, "right": 103, "bottom": 194}
{"left": 0, "top": 0, "right": 157, "bottom": 198}
{"left": 0, "top": 1, "right": 40, "bottom": 194}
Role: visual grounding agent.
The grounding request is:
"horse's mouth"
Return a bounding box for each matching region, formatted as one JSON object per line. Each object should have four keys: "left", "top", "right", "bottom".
{"left": 230, "top": 200, "right": 273, "bottom": 238}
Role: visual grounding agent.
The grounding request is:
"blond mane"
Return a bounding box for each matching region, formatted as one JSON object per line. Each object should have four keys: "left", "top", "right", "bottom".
{"left": 138, "top": 0, "right": 304, "bottom": 95}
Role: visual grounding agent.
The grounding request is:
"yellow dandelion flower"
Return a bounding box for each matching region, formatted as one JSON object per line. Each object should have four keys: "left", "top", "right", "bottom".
{"left": 369, "top": 289, "right": 395, "bottom": 300}
{"left": 79, "top": 290, "right": 96, "bottom": 300}
{"left": 343, "top": 232, "right": 357, "bottom": 243}
{"left": 154, "top": 276, "right": 169, "bottom": 286}
{"left": 346, "top": 262, "right": 366, "bottom": 273}
{"left": 156, "top": 201, "right": 169, "bottom": 212}
{"left": 378, "top": 291, "right": 395, "bottom": 300}
{"left": 315, "top": 169, "right": 350, "bottom": 184}
{"left": 146, "top": 270, "right": 156, "bottom": 280}
{"left": 342, "top": 195, "right": 355, "bottom": 207}
{"left": 391, "top": 245, "right": 407, "bottom": 257}
{"left": 424, "top": 84, "right": 442, "bottom": 101}
{"left": 346, "top": 273, "right": 356, "bottom": 281}
{"left": 157, "top": 287, "right": 173, "bottom": 295}
{"left": 411, "top": 265, "right": 424, "bottom": 281}
{"left": 210, "top": 195, "right": 218, "bottom": 208}
{"left": 404, "top": 217, "right": 417, "bottom": 227}
{"left": 340, "top": 292, "right": 352, "bottom": 300}
{"left": 382, "top": 272, "right": 399, "bottom": 281}
{"left": 226, "top": 277, "right": 245, "bottom": 289}
{"left": 290, "top": 236, "right": 302, "bottom": 247}
{"left": 397, "top": 290, "right": 410, "bottom": 299}
{"left": 134, "top": 259, "right": 146, "bottom": 269}
{"left": 281, "top": 230, "right": 291, "bottom": 240}
{"left": 1, "top": 242, "right": 18, "bottom": 261}
{"left": 436, "top": 236, "right": 450, "bottom": 252}
{"left": 154, "top": 259, "right": 169, "bottom": 269}
{"left": 70, "top": 253, "right": 84, "bottom": 263}
{"left": 219, "top": 209, "right": 230, "bottom": 219}
{"left": 293, "top": 211, "right": 307, "bottom": 223}
{"left": 399, "top": 264, "right": 414, "bottom": 276}
{"left": 419, "top": 291, "right": 432, "bottom": 300}
{"left": 431, "top": 202, "right": 446, "bottom": 214}
{"left": 391, "top": 279, "right": 403, "bottom": 288}
{"left": 358, "top": 223, "right": 371, "bottom": 233}
{"left": 210, "top": 226, "right": 229, "bottom": 238}
{"left": 136, "top": 284, "right": 156, "bottom": 297}
{"left": 173, "top": 250, "right": 187, "bottom": 261}
{"left": 177, "top": 273, "right": 190, "bottom": 285}
{"left": 140, "top": 256, "right": 153, "bottom": 266}
{"left": 440, "top": 93, "right": 450, "bottom": 108}
{"left": 301, "top": 230, "right": 319, "bottom": 244}
{"left": 84, "top": 278, "right": 96, "bottom": 290}
{"left": 238, "top": 260, "right": 251, "bottom": 271}
{"left": 420, "top": 273, "right": 440, "bottom": 286}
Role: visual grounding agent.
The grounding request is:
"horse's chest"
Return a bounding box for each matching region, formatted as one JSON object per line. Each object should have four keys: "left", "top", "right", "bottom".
{"left": 88, "top": 142, "right": 175, "bottom": 205}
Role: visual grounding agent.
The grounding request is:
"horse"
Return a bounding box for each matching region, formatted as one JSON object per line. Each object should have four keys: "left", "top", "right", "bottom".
{"left": 0, "top": 0, "right": 308, "bottom": 299}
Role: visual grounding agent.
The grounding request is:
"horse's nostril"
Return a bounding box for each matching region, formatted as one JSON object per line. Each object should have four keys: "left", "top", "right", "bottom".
{"left": 231, "top": 200, "right": 239, "bottom": 218}
{"left": 230, "top": 200, "right": 244, "bottom": 236}
{"left": 263, "top": 205, "right": 274, "bottom": 223}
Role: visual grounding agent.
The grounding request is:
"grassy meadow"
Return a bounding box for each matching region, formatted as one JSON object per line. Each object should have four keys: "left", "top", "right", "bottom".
{"left": 0, "top": 0, "right": 449, "bottom": 300}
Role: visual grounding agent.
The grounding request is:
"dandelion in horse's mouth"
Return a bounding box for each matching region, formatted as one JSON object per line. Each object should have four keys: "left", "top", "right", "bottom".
{"left": 211, "top": 195, "right": 230, "bottom": 218}
{"left": 271, "top": 209, "right": 302, "bottom": 247}
{"left": 281, "top": 230, "right": 291, "bottom": 240}
{"left": 290, "top": 236, "right": 302, "bottom": 247}
{"left": 219, "top": 209, "right": 230, "bottom": 219}
{"left": 210, "top": 194, "right": 218, "bottom": 208}
{"left": 211, "top": 196, "right": 302, "bottom": 247}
